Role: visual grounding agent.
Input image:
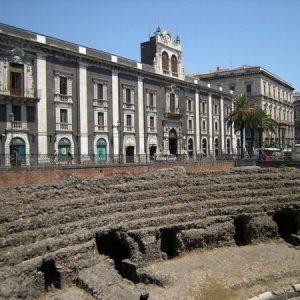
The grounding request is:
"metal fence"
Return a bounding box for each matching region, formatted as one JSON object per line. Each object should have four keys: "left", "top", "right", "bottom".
{"left": 0, "top": 153, "right": 237, "bottom": 168}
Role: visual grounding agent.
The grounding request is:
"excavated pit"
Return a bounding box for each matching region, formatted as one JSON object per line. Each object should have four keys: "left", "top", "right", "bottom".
{"left": 96, "top": 230, "right": 131, "bottom": 276}
{"left": 234, "top": 216, "right": 252, "bottom": 246}
{"left": 160, "top": 228, "right": 181, "bottom": 259}
{"left": 39, "top": 258, "right": 61, "bottom": 290}
{"left": 273, "top": 208, "right": 300, "bottom": 245}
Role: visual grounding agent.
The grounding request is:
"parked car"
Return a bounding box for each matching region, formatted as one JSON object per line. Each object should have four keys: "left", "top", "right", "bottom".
{"left": 154, "top": 154, "right": 177, "bottom": 162}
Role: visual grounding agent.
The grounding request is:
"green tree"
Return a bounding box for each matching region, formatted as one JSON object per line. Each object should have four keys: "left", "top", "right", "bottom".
{"left": 253, "top": 108, "right": 277, "bottom": 149}
{"left": 226, "top": 94, "right": 254, "bottom": 158}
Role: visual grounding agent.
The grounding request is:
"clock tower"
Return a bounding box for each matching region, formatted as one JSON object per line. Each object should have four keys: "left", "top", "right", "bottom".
{"left": 140, "top": 27, "right": 185, "bottom": 80}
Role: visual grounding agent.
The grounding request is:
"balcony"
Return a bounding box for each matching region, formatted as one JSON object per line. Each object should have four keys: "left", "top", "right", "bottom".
{"left": 6, "top": 121, "right": 28, "bottom": 130}
{"left": 122, "top": 102, "right": 135, "bottom": 110}
{"left": 54, "top": 94, "right": 73, "bottom": 104}
{"left": 124, "top": 126, "right": 134, "bottom": 132}
{"left": 56, "top": 123, "right": 72, "bottom": 131}
{"left": 94, "top": 124, "right": 107, "bottom": 132}
{"left": 163, "top": 107, "right": 183, "bottom": 119}
{"left": 146, "top": 105, "right": 157, "bottom": 112}
{"left": 93, "top": 99, "right": 108, "bottom": 108}
{"left": 0, "top": 85, "right": 40, "bottom": 102}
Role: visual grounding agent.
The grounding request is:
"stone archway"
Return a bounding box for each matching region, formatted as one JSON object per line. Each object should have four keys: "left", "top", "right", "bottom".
{"left": 169, "top": 129, "right": 177, "bottom": 155}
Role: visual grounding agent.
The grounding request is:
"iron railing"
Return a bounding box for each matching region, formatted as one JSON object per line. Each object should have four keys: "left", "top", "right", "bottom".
{"left": 0, "top": 153, "right": 237, "bottom": 168}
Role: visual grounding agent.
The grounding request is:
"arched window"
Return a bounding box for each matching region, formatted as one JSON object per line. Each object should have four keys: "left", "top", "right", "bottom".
{"left": 215, "top": 138, "right": 219, "bottom": 157}
{"left": 226, "top": 139, "right": 231, "bottom": 154}
{"left": 96, "top": 138, "right": 107, "bottom": 162}
{"left": 202, "top": 138, "right": 207, "bottom": 156}
{"left": 10, "top": 137, "right": 26, "bottom": 165}
{"left": 171, "top": 55, "right": 178, "bottom": 74}
{"left": 162, "top": 52, "right": 169, "bottom": 71}
{"left": 58, "top": 138, "right": 71, "bottom": 162}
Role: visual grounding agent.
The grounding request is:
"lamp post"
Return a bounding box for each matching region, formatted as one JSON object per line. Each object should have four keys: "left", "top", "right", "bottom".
{"left": 9, "top": 112, "right": 15, "bottom": 165}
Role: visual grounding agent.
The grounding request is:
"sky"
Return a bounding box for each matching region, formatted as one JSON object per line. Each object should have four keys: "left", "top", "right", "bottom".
{"left": 1, "top": 0, "right": 300, "bottom": 91}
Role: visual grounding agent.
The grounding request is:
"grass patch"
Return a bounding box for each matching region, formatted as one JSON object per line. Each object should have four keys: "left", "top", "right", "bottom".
{"left": 186, "top": 277, "right": 241, "bottom": 300}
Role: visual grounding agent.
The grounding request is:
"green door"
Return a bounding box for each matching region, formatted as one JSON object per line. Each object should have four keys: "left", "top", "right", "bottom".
{"left": 58, "top": 138, "right": 71, "bottom": 162}
{"left": 96, "top": 138, "right": 107, "bottom": 162}
{"left": 10, "top": 137, "right": 26, "bottom": 165}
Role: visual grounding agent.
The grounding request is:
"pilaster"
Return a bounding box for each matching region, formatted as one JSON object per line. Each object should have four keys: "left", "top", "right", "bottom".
{"left": 112, "top": 70, "right": 119, "bottom": 155}
{"left": 137, "top": 76, "right": 145, "bottom": 156}
{"left": 208, "top": 93, "right": 213, "bottom": 156}
{"left": 220, "top": 96, "right": 225, "bottom": 154}
{"left": 195, "top": 91, "right": 200, "bottom": 154}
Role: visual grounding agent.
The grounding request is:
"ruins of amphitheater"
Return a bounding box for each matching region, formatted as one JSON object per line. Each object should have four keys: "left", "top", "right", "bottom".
{"left": 0, "top": 166, "right": 300, "bottom": 299}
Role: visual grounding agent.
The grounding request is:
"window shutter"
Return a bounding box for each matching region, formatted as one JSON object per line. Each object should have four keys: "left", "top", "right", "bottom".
{"left": 67, "top": 77, "right": 72, "bottom": 96}
{"left": 103, "top": 84, "right": 107, "bottom": 101}
{"left": 130, "top": 89, "right": 134, "bottom": 104}
{"left": 166, "top": 93, "right": 170, "bottom": 110}
{"left": 67, "top": 109, "right": 71, "bottom": 124}
{"left": 93, "top": 82, "right": 97, "bottom": 99}
{"left": 55, "top": 76, "right": 60, "bottom": 94}
{"left": 146, "top": 92, "right": 149, "bottom": 106}
{"left": 154, "top": 94, "right": 157, "bottom": 107}
{"left": 123, "top": 88, "right": 126, "bottom": 103}
{"left": 56, "top": 107, "right": 60, "bottom": 124}
{"left": 0, "top": 61, "right": 3, "bottom": 87}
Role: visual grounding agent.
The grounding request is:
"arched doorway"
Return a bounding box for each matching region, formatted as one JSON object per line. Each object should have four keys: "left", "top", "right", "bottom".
{"left": 96, "top": 138, "right": 107, "bottom": 162}
{"left": 202, "top": 138, "right": 207, "bottom": 157}
{"left": 169, "top": 129, "right": 177, "bottom": 155}
{"left": 149, "top": 145, "right": 157, "bottom": 160}
{"left": 188, "top": 138, "right": 193, "bottom": 158}
{"left": 215, "top": 138, "right": 219, "bottom": 157}
{"left": 126, "top": 146, "right": 134, "bottom": 163}
{"left": 58, "top": 138, "right": 71, "bottom": 162}
{"left": 10, "top": 137, "right": 25, "bottom": 165}
{"left": 226, "top": 139, "right": 231, "bottom": 154}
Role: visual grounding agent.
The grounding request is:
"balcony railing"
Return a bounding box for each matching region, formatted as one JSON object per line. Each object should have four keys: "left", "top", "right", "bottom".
{"left": 163, "top": 107, "right": 184, "bottom": 119}
{"left": 146, "top": 105, "right": 157, "bottom": 112}
{"left": 6, "top": 121, "right": 28, "bottom": 130}
{"left": 94, "top": 124, "right": 107, "bottom": 132}
{"left": 122, "top": 102, "right": 135, "bottom": 110}
{"left": 124, "top": 126, "right": 134, "bottom": 132}
{"left": 0, "top": 84, "right": 41, "bottom": 99}
{"left": 54, "top": 94, "right": 73, "bottom": 104}
{"left": 93, "top": 99, "right": 108, "bottom": 107}
{"left": 56, "top": 123, "right": 72, "bottom": 131}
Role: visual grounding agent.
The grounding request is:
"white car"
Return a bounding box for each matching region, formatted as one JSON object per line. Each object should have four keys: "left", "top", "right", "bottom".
{"left": 155, "top": 154, "right": 177, "bottom": 162}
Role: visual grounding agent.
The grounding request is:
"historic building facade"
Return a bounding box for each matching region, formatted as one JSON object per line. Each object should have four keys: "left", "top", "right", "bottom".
{"left": 193, "top": 66, "right": 295, "bottom": 151}
{"left": 293, "top": 92, "right": 300, "bottom": 143}
{"left": 0, "top": 24, "right": 237, "bottom": 165}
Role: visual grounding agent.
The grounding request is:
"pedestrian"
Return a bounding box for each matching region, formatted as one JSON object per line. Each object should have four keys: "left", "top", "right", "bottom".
{"left": 12, "top": 147, "right": 19, "bottom": 165}
{"left": 67, "top": 151, "right": 73, "bottom": 164}
{"left": 53, "top": 150, "right": 58, "bottom": 164}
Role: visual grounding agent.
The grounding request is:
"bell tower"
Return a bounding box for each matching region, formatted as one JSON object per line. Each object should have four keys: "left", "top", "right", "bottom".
{"left": 140, "top": 27, "right": 185, "bottom": 80}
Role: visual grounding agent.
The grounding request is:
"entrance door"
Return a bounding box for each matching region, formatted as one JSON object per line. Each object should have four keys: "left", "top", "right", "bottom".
{"left": 96, "top": 138, "right": 107, "bottom": 162}
{"left": 126, "top": 146, "right": 134, "bottom": 163}
{"left": 169, "top": 129, "right": 177, "bottom": 155}
{"left": 188, "top": 138, "right": 193, "bottom": 158}
{"left": 149, "top": 145, "right": 157, "bottom": 160}
{"left": 58, "top": 138, "right": 71, "bottom": 162}
{"left": 10, "top": 137, "right": 25, "bottom": 165}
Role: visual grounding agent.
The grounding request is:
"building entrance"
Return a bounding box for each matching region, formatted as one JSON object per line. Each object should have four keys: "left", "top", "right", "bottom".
{"left": 169, "top": 129, "right": 177, "bottom": 155}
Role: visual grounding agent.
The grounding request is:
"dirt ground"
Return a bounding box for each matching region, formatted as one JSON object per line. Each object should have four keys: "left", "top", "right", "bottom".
{"left": 39, "top": 240, "right": 300, "bottom": 300}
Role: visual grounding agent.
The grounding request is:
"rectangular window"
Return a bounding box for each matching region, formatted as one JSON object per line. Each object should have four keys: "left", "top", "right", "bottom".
{"left": 97, "top": 83, "right": 103, "bottom": 100}
{"left": 126, "top": 88, "right": 131, "bottom": 104}
{"left": 10, "top": 63, "right": 23, "bottom": 96}
{"left": 0, "top": 104, "right": 6, "bottom": 122}
{"left": 26, "top": 106, "right": 36, "bottom": 122}
{"left": 150, "top": 116, "right": 154, "bottom": 128}
{"left": 202, "top": 120, "right": 206, "bottom": 130}
{"left": 246, "top": 84, "right": 252, "bottom": 95}
{"left": 98, "top": 112, "right": 104, "bottom": 125}
{"left": 214, "top": 104, "right": 219, "bottom": 115}
{"left": 149, "top": 93, "right": 154, "bottom": 107}
{"left": 201, "top": 102, "right": 206, "bottom": 113}
{"left": 187, "top": 99, "right": 192, "bottom": 112}
{"left": 188, "top": 119, "right": 192, "bottom": 130}
{"left": 60, "top": 76, "right": 67, "bottom": 95}
{"left": 263, "top": 83, "right": 266, "bottom": 95}
{"left": 12, "top": 105, "right": 21, "bottom": 121}
{"left": 170, "top": 93, "right": 175, "bottom": 113}
{"left": 215, "top": 121, "right": 218, "bottom": 131}
{"left": 60, "top": 109, "right": 68, "bottom": 123}
{"left": 126, "top": 114, "right": 132, "bottom": 127}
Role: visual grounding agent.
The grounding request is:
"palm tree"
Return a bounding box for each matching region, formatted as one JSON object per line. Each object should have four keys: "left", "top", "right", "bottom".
{"left": 253, "top": 108, "right": 277, "bottom": 149}
{"left": 226, "top": 94, "right": 254, "bottom": 158}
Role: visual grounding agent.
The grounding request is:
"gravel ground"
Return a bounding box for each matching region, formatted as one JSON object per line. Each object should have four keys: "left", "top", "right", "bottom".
{"left": 144, "top": 240, "right": 300, "bottom": 300}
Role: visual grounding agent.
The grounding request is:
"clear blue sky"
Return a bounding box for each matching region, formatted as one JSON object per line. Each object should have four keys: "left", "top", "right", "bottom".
{"left": 1, "top": 0, "right": 300, "bottom": 91}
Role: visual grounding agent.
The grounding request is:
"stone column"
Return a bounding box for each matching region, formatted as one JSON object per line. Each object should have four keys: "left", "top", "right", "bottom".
{"left": 220, "top": 96, "right": 225, "bottom": 154}
{"left": 208, "top": 93, "right": 213, "bottom": 156}
{"left": 78, "top": 62, "right": 88, "bottom": 157}
{"left": 137, "top": 75, "right": 145, "bottom": 161}
{"left": 112, "top": 70, "right": 119, "bottom": 155}
{"left": 195, "top": 91, "right": 200, "bottom": 155}
{"left": 36, "top": 54, "right": 48, "bottom": 160}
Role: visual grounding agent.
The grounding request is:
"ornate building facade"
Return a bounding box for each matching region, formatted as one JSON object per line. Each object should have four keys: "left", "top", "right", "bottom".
{"left": 0, "top": 24, "right": 237, "bottom": 165}
{"left": 193, "top": 65, "right": 295, "bottom": 151}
